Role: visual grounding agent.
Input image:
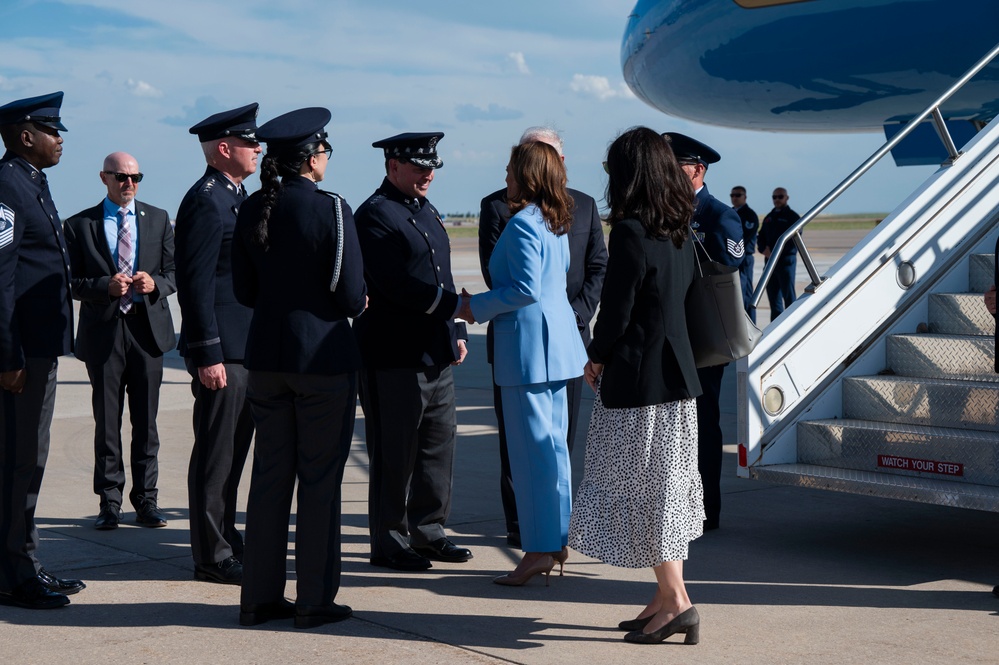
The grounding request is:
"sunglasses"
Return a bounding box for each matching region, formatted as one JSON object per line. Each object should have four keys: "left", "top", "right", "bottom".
{"left": 730, "top": 193, "right": 744, "bottom": 197}
{"left": 772, "top": 195, "right": 786, "bottom": 199}
{"left": 104, "top": 171, "right": 144, "bottom": 183}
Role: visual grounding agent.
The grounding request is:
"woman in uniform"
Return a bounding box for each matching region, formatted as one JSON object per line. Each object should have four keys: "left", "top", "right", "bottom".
{"left": 231, "top": 107, "right": 366, "bottom": 629}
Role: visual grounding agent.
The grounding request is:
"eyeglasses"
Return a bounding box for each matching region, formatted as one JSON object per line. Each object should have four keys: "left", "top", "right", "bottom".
{"left": 314, "top": 143, "right": 332, "bottom": 160}
{"left": 730, "top": 192, "right": 744, "bottom": 198}
{"left": 104, "top": 171, "right": 143, "bottom": 183}
{"left": 772, "top": 195, "right": 786, "bottom": 200}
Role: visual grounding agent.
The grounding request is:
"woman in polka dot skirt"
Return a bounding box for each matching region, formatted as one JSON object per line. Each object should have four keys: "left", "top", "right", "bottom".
{"left": 568, "top": 127, "right": 704, "bottom": 646}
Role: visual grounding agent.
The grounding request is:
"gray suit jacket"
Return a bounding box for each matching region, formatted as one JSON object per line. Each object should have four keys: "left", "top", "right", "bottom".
{"left": 64, "top": 199, "right": 177, "bottom": 363}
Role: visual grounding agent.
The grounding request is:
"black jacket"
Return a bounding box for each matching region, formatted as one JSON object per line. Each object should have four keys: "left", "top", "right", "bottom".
{"left": 64, "top": 199, "right": 176, "bottom": 363}
{"left": 353, "top": 177, "right": 466, "bottom": 369}
{"left": 175, "top": 166, "right": 253, "bottom": 366}
{"left": 233, "top": 177, "right": 366, "bottom": 376}
{"left": 0, "top": 153, "right": 72, "bottom": 369}
{"left": 588, "top": 218, "right": 701, "bottom": 408}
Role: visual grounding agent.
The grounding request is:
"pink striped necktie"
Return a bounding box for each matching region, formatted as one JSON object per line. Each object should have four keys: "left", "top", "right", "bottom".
{"left": 117, "top": 208, "right": 133, "bottom": 314}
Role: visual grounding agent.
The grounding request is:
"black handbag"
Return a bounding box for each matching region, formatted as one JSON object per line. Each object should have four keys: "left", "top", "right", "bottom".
{"left": 685, "top": 236, "right": 763, "bottom": 368}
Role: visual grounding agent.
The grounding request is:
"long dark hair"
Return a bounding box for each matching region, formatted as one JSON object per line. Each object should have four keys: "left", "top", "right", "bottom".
{"left": 251, "top": 141, "right": 322, "bottom": 249}
{"left": 605, "top": 126, "right": 694, "bottom": 248}
{"left": 506, "top": 141, "right": 574, "bottom": 236}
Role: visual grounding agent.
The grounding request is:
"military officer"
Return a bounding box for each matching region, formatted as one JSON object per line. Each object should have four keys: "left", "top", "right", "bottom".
{"left": 176, "top": 103, "right": 260, "bottom": 585}
{"left": 730, "top": 185, "right": 759, "bottom": 322}
{"left": 0, "top": 92, "right": 85, "bottom": 609}
{"left": 664, "top": 131, "right": 743, "bottom": 531}
{"left": 354, "top": 132, "right": 472, "bottom": 571}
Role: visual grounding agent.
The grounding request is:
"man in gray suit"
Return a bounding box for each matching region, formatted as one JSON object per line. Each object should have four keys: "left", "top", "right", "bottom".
{"left": 64, "top": 151, "right": 176, "bottom": 530}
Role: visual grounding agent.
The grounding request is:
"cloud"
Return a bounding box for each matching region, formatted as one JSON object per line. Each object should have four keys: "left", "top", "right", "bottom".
{"left": 126, "top": 78, "right": 163, "bottom": 98}
{"left": 507, "top": 52, "right": 530, "bottom": 75}
{"left": 569, "top": 74, "right": 635, "bottom": 101}
{"left": 161, "top": 95, "right": 223, "bottom": 127}
{"left": 455, "top": 103, "right": 523, "bottom": 123}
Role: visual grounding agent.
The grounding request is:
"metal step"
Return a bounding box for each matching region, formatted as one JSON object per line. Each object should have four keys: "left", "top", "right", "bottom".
{"left": 797, "top": 418, "right": 999, "bottom": 485}
{"left": 886, "top": 333, "right": 997, "bottom": 381}
{"left": 969, "top": 253, "right": 995, "bottom": 294}
{"left": 750, "top": 463, "right": 999, "bottom": 511}
{"left": 928, "top": 292, "right": 995, "bottom": 336}
{"left": 843, "top": 375, "right": 999, "bottom": 431}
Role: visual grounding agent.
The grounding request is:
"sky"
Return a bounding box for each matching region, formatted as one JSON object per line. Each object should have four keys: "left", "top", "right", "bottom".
{"left": 0, "top": 0, "right": 939, "bottom": 220}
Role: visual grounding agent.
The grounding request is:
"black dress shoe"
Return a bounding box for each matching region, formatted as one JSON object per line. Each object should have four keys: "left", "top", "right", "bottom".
{"left": 95, "top": 504, "right": 121, "bottom": 530}
{"left": 36, "top": 568, "right": 86, "bottom": 595}
{"left": 295, "top": 603, "right": 353, "bottom": 629}
{"left": 703, "top": 518, "right": 719, "bottom": 531}
{"left": 993, "top": 585, "right": 999, "bottom": 599}
{"left": 370, "top": 548, "right": 432, "bottom": 571}
{"left": 624, "top": 606, "right": 700, "bottom": 645}
{"left": 0, "top": 577, "right": 70, "bottom": 610}
{"left": 135, "top": 501, "right": 168, "bottom": 528}
{"left": 239, "top": 598, "right": 295, "bottom": 626}
{"left": 194, "top": 556, "right": 243, "bottom": 585}
{"left": 412, "top": 537, "right": 472, "bottom": 563}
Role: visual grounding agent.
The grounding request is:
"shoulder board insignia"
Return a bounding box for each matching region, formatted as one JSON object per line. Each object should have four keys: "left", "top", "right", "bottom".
{"left": 317, "top": 189, "right": 342, "bottom": 201}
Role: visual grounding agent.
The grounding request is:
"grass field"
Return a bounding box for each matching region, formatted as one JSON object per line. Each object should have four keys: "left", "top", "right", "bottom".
{"left": 443, "top": 213, "right": 886, "bottom": 238}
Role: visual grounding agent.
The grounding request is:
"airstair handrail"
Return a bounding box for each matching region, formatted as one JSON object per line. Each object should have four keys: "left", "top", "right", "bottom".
{"left": 751, "top": 41, "right": 999, "bottom": 308}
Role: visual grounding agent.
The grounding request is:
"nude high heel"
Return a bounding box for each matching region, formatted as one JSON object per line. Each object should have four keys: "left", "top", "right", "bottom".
{"left": 551, "top": 547, "right": 568, "bottom": 576}
{"left": 493, "top": 554, "right": 556, "bottom": 587}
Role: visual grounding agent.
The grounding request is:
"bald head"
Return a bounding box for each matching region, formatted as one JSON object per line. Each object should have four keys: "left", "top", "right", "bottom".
{"left": 100, "top": 151, "right": 141, "bottom": 207}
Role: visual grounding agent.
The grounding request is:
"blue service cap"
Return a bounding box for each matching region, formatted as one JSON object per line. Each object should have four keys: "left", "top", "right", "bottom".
{"left": 0, "top": 91, "right": 67, "bottom": 131}
{"left": 189, "top": 102, "right": 259, "bottom": 143}
{"left": 257, "top": 107, "right": 330, "bottom": 150}
{"left": 662, "top": 132, "right": 720, "bottom": 165}
{"left": 372, "top": 132, "right": 444, "bottom": 169}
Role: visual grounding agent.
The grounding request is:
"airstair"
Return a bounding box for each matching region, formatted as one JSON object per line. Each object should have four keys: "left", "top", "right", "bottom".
{"left": 740, "top": 44, "right": 999, "bottom": 511}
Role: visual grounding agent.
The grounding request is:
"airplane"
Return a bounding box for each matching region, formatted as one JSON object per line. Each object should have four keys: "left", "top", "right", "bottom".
{"left": 621, "top": 0, "right": 999, "bottom": 165}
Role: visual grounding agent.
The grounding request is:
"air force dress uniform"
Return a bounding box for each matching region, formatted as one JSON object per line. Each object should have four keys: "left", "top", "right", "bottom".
{"left": 233, "top": 108, "right": 366, "bottom": 627}
{"left": 176, "top": 104, "right": 257, "bottom": 583}
{"left": 354, "top": 132, "right": 472, "bottom": 570}
{"left": 0, "top": 92, "right": 78, "bottom": 609}
{"left": 665, "top": 132, "right": 743, "bottom": 530}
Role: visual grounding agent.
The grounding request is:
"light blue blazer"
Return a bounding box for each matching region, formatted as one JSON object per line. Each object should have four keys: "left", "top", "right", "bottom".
{"left": 471, "top": 204, "right": 588, "bottom": 387}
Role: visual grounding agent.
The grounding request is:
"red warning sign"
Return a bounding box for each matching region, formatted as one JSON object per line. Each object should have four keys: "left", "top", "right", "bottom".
{"left": 877, "top": 455, "right": 964, "bottom": 476}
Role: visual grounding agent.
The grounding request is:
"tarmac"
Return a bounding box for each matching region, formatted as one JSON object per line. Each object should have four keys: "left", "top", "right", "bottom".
{"left": 3, "top": 231, "right": 998, "bottom": 665}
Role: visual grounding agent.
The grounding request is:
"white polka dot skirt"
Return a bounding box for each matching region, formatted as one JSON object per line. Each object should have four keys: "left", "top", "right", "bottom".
{"left": 568, "top": 389, "right": 704, "bottom": 568}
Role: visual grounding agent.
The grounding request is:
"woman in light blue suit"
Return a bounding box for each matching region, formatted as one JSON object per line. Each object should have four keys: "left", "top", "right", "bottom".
{"left": 462, "top": 141, "right": 588, "bottom": 585}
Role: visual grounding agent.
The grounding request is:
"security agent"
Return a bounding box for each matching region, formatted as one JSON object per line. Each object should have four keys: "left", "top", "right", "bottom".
{"left": 176, "top": 103, "right": 261, "bottom": 585}
{"left": 233, "top": 107, "right": 366, "bottom": 628}
{"left": 354, "top": 132, "right": 472, "bottom": 571}
{"left": 730, "top": 185, "right": 759, "bottom": 323}
{"left": 478, "top": 126, "right": 607, "bottom": 547}
{"left": 65, "top": 152, "right": 176, "bottom": 531}
{"left": 664, "top": 131, "right": 744, "bottom": 531}
{"left": 0, "top": 92, "right": 85, "bottom": 609}
{"left": 758, "top": 187, "right": 800, "bottom": 321}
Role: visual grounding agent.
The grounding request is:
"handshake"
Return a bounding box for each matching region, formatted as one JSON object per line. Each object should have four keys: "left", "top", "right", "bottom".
{"left": 457, "top": 288, "right": 478, "bottom": 324}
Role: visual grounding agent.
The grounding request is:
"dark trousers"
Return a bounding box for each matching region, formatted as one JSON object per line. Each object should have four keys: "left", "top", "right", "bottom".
{"left": 740, "top": 253, "right": 757, "bottom": 324}
{"left": 696, "top": 363, "right": 726, "bottom": 525}
{"left": 360, "top": 365, "right": 457, "bottom": 558}
{"left": 765, "top": 254, "right": 797, "bottom": 321}
{"left": 0, "top": 357, "right": 57, "bottom": 591}
{"left": 186, "top": 360, "right": 254, "bottom": 565}
{"left": 493, "top": 371, "right": 582, "bottom": 535}
{"left": 240, "top": 371, "right": 355, "bottom": 608}
{"left": 87, "top": 313, "right": 163, "bottom": 509}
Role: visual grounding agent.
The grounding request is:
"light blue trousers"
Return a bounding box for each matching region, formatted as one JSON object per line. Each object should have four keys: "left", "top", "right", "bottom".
{"left": 500, "top": 381, "right": 570, "bottom": 553}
